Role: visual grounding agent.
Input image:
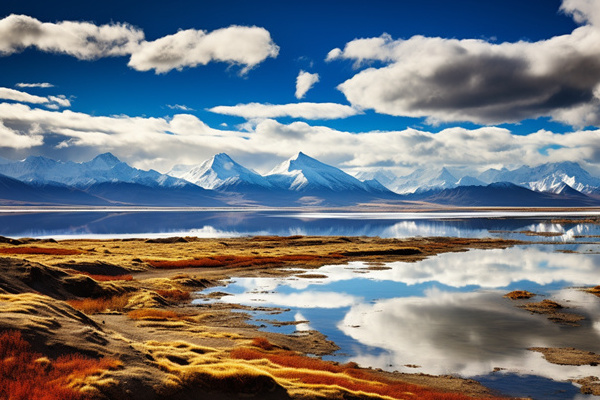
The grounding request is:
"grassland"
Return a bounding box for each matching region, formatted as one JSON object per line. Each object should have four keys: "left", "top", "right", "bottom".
{"left": 0, "top": 235, "right": 525, "bottom": 399}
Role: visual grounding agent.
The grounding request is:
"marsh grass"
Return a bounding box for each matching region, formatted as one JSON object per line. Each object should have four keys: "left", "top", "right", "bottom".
{"left": 0, "top": 330, "right": 120, "bottom": 400}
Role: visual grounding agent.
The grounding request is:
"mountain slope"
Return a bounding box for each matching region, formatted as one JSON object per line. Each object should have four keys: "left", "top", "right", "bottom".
{"left": 266, "top": 152, "right": 373, "bottom": 192}
{"left": 168, "top": 153, "right": 273, "bottom": 190}
{"left": 411, "top": 182, "right": 599, "bottom": 207}
{"left": 0, "top": 173, "right": 109, "bottom": 206}
{"left": 390, "top": 167, "right": 458, "bottom": 194}
{"left": 480, "top": 162, "right": 600, "bottom": 193}
{"left": 0, "top": 153, "right": 187, "bottom": 188}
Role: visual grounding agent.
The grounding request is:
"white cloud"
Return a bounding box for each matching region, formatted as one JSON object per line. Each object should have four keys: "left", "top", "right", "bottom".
{"left": 2, "top": 102, "right": 600, "bottom": 173}
{"left": 0, "top": 15, "right": 278, "bottom": 74}
{"left": 0, "top": 87, "right": 70, "bottom": 109}
{"left": 327, "top": 1, "right": 600, "bottom": 127}
{"left": 295, "top": 70, "right": 319, "bottom": 99}
{"left": 15, "top": 82, "right": 54, "bottom": 88}
{"left": 0, "top": 14, "right": 143, "bottom": 59}
{"left": 0, "top": 121, "right": 42, "bottom": 149}
{"left": 128, "top": 26, "right": 279, "bottom": 74}
{"left": 167, "top": 104, "right": 195, "bottom": 111}
{"left": 209, "top": 102, "right": 360, "bottom": 120}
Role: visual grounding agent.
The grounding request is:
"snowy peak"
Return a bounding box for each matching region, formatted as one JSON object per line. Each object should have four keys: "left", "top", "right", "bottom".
{"left": 87, "top": 153, "right": 122, "bottom": 170}
{"left": 173, "top": 153, "right": 272, "bottom": 190}
{"left": 390, "top": 167, "right": 458, "bottom": 194}
{"left": 266, "top": 152, "right": 370, "bottom": 192}
{"left": 0, "top": 153, "right": 186, "bottom": 188}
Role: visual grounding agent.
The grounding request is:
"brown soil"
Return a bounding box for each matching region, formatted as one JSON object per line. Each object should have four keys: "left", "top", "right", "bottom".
{"left": 529, "top": 347, "right": 600, "bottom": 366}
{"left": 0, "top": 235, "right": 524, "bottom": 400}
{"left": 504, "top": 290, "right": 535, "bottom": 300}
{"left": 571, "top": 376, "right": 600, "bottom": 395}
{"left": 518, "top": 299, "right": 586, "bottom": 326}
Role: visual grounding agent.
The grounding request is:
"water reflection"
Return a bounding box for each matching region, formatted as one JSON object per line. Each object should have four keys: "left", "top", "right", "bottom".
{"left": 2, "top": 210, "right": 600, "bottom": 240}
{"left": 197, "top": 245, "right": 600, "bottom": 399}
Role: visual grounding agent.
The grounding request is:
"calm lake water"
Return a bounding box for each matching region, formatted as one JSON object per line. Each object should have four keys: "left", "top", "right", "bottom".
{"left": 3, "top": 209, "right": 600, "bottom": 399}
{"left": 1, "top": 209, "right": 600, "bottom": 240}
{"left": 196, "top": 244, "right": 600, "bottom": 400}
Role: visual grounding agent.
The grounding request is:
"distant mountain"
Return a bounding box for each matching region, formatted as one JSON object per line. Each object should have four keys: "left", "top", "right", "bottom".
{"left": 168, "top": 153, "right": 273, "bottom": 190}
{"left": 353, "top": 169, "right": 397, "bottom": 188}
{"left": 478, "top": 162, "right": 600, "bottom": 194}
{"left": 265, "top": 152, "right": 384, "bottom": 193}
{"left": 84, "top": 181, "right": 223, "bottom": 207}
{"left": 390, "top": 167, "right": 458, "bottom": 194}
{"left": 0, "top": 173, "right": 109, "bottom": 206}
{"left": 410, "top": 182, "right": 599, "bottom": 207}
{"left": 0, "top": 153, "right": 187, "bottom": 188}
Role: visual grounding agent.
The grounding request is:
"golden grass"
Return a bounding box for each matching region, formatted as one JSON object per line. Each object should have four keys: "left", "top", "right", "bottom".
{"left": 0, "top": 246, "right": 82, "bottom": 255}
{"left": 0, "top": 330, "right": 120, "bottom": 400}
{"left": 230, "top": 342, "right": 511, "bottom": 400}
{"left": 127, "top": 308, "right": 194, "bottom": 322}
{"left": 155, "top": 289, "right": 191, "bottom": 302}
{"left": 67, "top": 294, "right": 130, "bottom": 314}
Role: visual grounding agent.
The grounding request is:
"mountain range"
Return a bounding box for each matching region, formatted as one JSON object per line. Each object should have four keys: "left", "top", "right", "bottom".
{"left": 0, "top": 152, "right": 599, "bottom": 207}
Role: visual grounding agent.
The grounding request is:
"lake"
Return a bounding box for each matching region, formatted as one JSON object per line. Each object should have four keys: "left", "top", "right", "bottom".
{"left": 3, "top": 209, "right": 600, "bottom": 399}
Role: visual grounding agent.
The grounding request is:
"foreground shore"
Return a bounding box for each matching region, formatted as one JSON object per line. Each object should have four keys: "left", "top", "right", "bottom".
{"left": 0, "top": 235, "right": 556, "bottom": 399}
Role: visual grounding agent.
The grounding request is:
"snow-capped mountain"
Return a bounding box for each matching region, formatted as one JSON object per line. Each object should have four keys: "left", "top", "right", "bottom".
{"left": 390, "top": 167, "right": 458, "bottom": 194}
{"left": 478, "top": 162, "right": 600, "bottom": 194}
{"left": 265, "top": 152, "right": 380, "bottom": 193}
{"left": 0, "top": 153, "right": 188, "bottom": 188}
{"left": 168, "top": 153, "right": 273, "bottom": 190}
{"left": 353, "top": 169, "right": 397, "bottom": 188}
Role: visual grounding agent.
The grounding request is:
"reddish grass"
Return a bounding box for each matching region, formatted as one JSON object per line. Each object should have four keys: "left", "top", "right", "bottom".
{"left": 145, "top": 254, "right": 331, "bottom": 269}
{"left": 67, "top": 294, "right": 130, "bottom": 314}
{"left": 250, "top": 337, "right": 275, "bottom": 351}
{"left": 0, "top": 247, "right": 82, "bottom": 255}
{"left": 230, "top": 347, "right": 509, "bottom": 400}
{"left": 127, "top": 308, "right": 193, "bottom": 321}
{"left": 0, "top": 330, "right": 120, "bottom": 400}
{"left": 155, "top": 289, "right": 191, "bottom": 302}
{"left": 64, "top": 269, "right": 134, "bottom": 282}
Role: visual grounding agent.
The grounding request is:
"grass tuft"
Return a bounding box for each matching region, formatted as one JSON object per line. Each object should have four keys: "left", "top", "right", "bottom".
{"left": 127, "top": 308, "right": 193, "bottom": 321}
{"left": 155, "top": 289, "right": 191, "bottom": 302}
{"left": 0, "top": 330, "right": 120, "bottom": 400}
{"left": 67, "top": 294, "right": 130, "bottom": 314}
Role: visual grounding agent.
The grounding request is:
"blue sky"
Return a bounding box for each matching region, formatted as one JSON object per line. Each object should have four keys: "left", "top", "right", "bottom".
{"left": 0, "top": 0, "right": 598, "bottom": 175}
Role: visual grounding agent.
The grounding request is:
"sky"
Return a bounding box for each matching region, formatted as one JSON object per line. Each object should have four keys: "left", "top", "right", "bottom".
{"left": 0, "top": 0, "right": 599, "bottom": 176}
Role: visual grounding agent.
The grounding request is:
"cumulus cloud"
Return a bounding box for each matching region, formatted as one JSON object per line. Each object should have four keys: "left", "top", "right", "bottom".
{"left": 327, "top": 1, "right": 600, "bottom": 127}
{"left": 2, "top": 102, "right": 600, "bottom": 173}
{"left": 0, "top": 15, "right": 278, "bottom": 74}
{"left": 0, "top": 87, "right": 70, "bottom": 109}
{"left": 15, "top": 82, "right": 54, "bottom": 88}
{"left": 209, "top": 102, "right": 360, "bottom": 120}
{"left": 0, "top": 14, "right": 143, "bottom": 59}
{"left": 295, "top": 70, "right": 319, "bottom": 99}
{"left": 128, "top": 26, "right": 279, "bottom": 74}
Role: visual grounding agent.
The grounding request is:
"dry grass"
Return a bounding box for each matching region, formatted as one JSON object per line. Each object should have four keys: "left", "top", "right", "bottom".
{"left": 0, "top": 330, "right": 120, "bottom": 400}
{"left": 64, "top": 269, "right": 133, "bottom": 282}
{"left": 145, "top": 254, "right": 330, "bottom": 270}
{"left": 127, "top": 308, "right": 194, "bottom": 322}
{"left": 155, "top": 289, "right": 191, "bottom": 302}
{"left": 230, "top": 343, "right": 510, "bottom": 400}
{"left": 504, "top": 290, "right": 535, "bottom": 300}
{"left": 0, "top": 246, "right": 82, "bottom": 255}
{"left": 67, "top": 294, "right": 130, "bottom": 314}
